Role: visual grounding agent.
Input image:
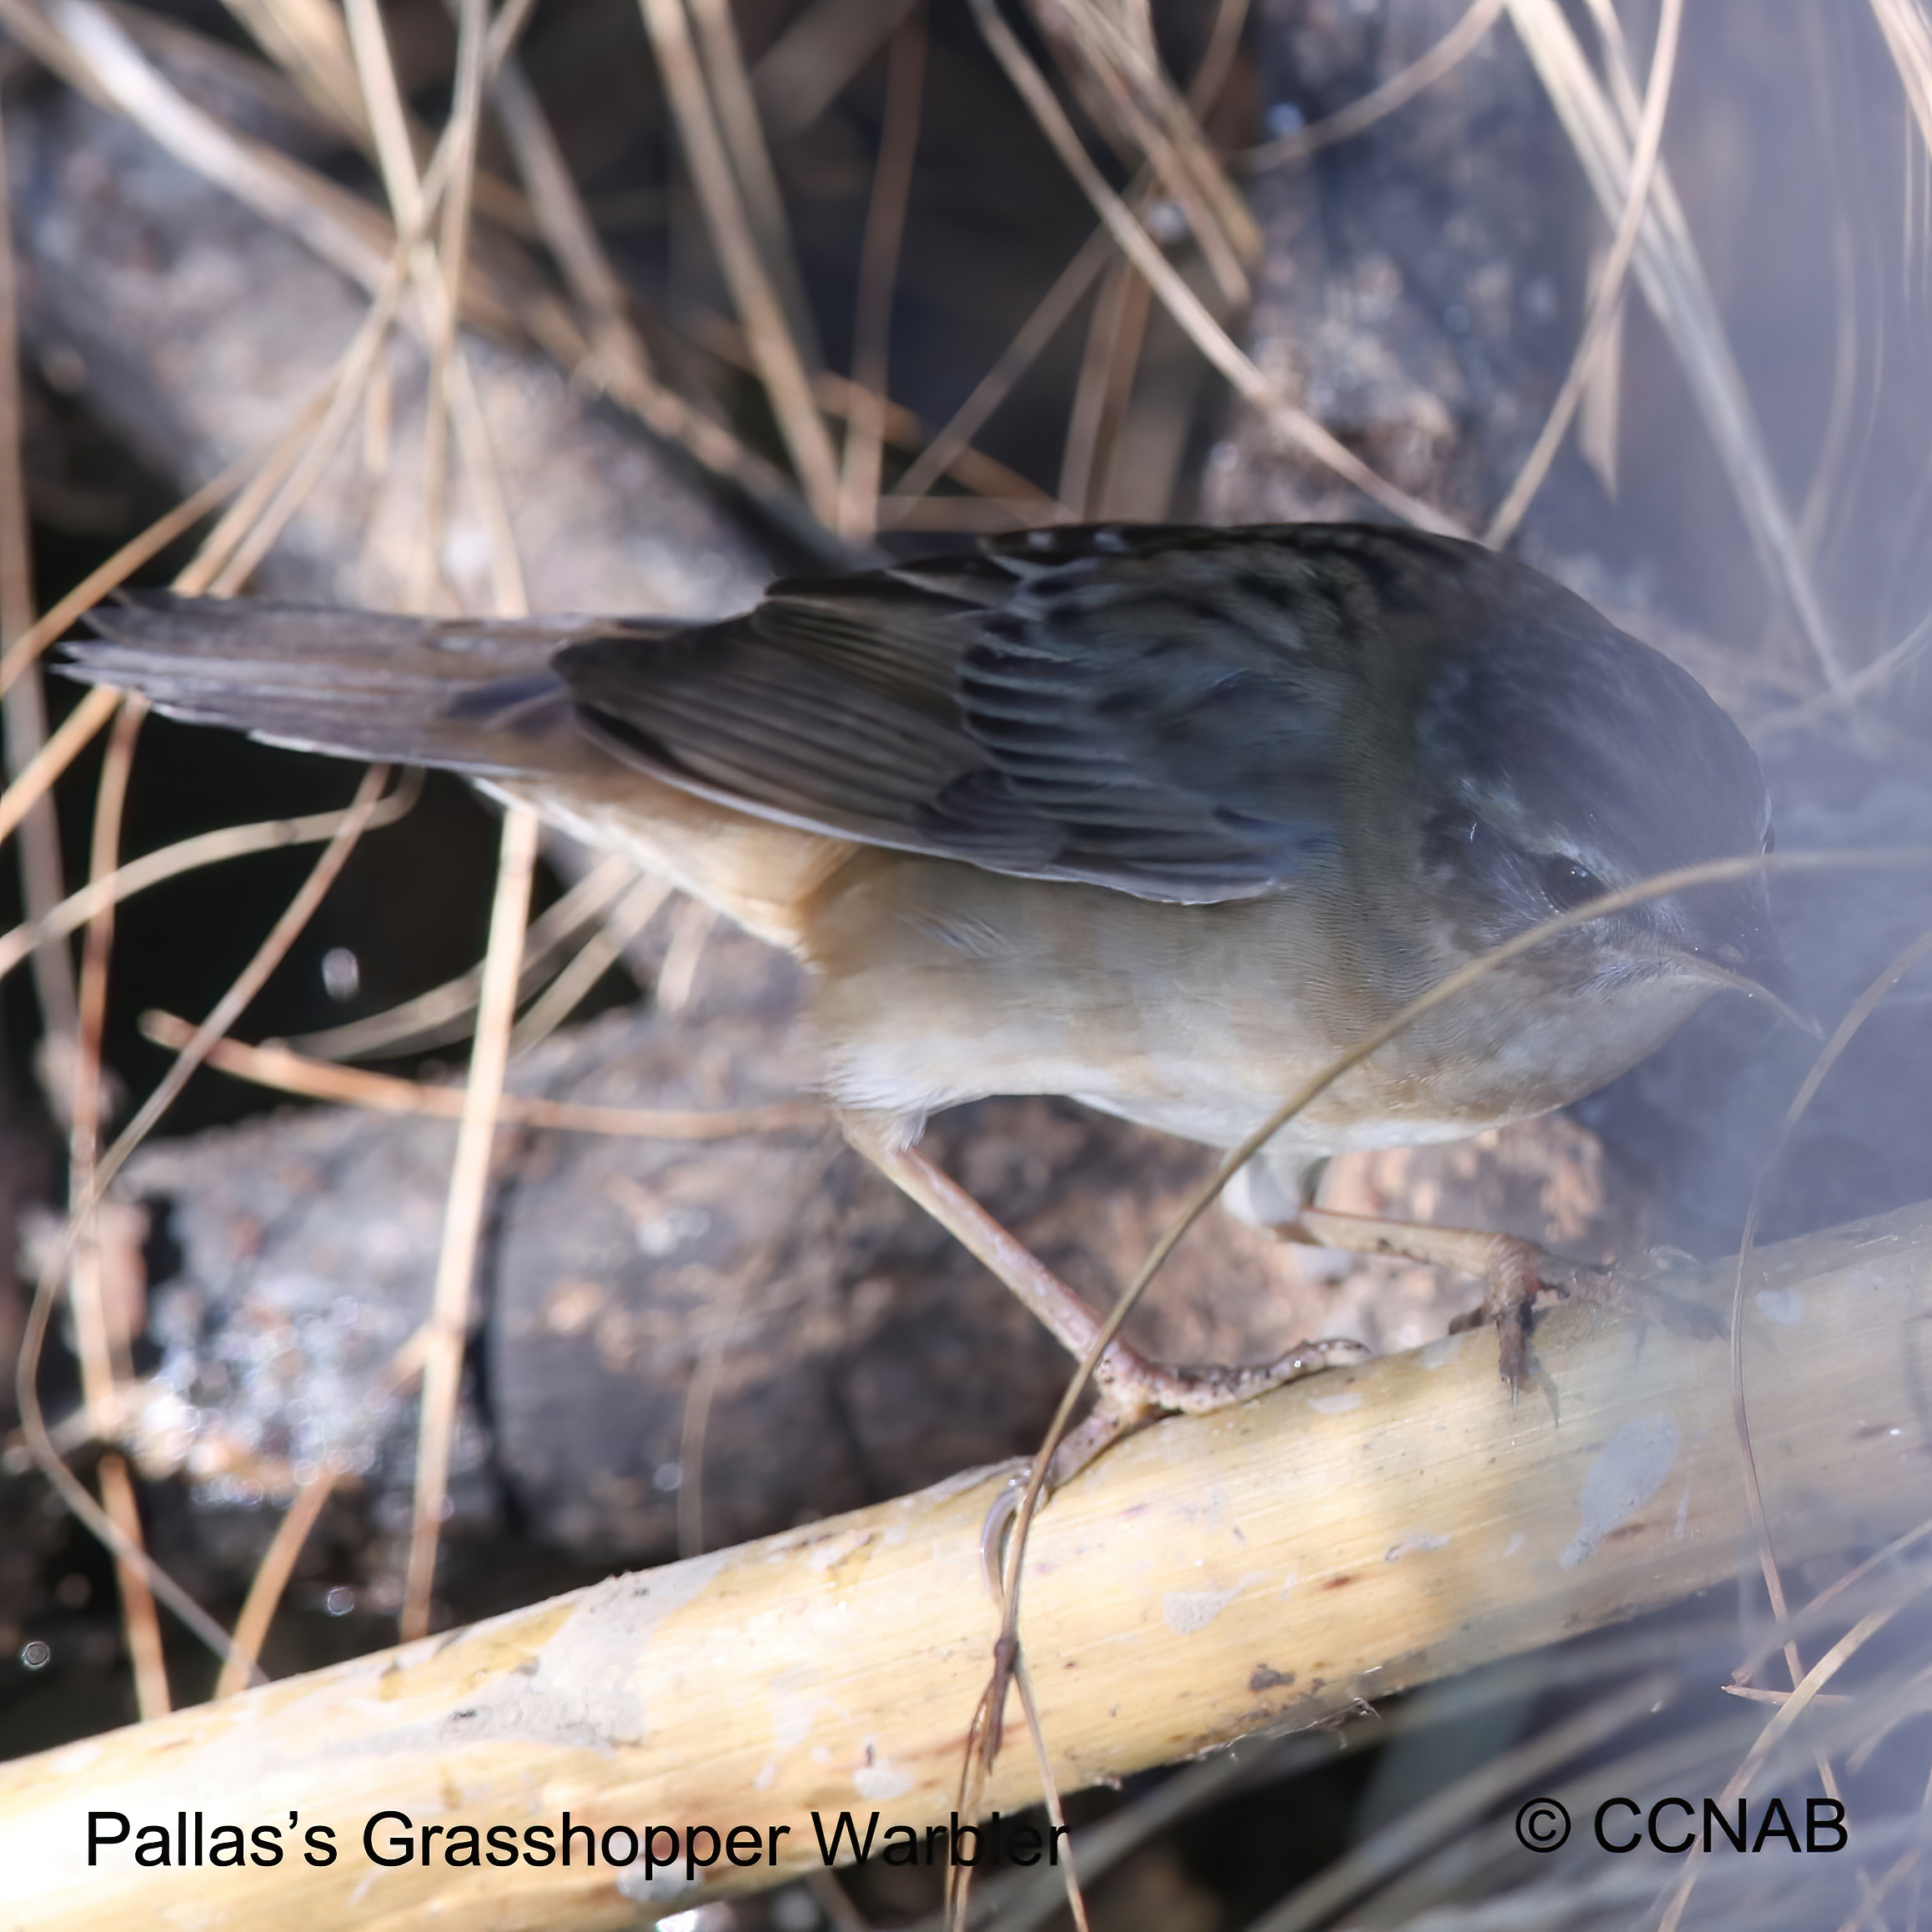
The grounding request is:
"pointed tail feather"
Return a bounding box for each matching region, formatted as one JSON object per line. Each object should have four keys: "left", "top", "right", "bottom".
{"left": 65, "top": 592, "right": 660, "bottom": 779}
{"left": 64, "top": 593, "right": 855, "bottom": 956}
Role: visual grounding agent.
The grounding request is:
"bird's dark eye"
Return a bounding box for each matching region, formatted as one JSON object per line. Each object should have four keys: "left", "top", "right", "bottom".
{"left": 1539, "top": 856, "right": 1604, "bottom": 912}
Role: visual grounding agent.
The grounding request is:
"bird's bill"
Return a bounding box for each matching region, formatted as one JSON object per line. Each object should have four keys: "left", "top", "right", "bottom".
{"left": 1669, "top": 948, "right": 1823, "bottom": 1040}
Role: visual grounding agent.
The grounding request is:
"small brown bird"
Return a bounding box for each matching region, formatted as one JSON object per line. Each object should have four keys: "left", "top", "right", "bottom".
{"left": 69, "top": 523, "right": 1788, "bottom": 1433}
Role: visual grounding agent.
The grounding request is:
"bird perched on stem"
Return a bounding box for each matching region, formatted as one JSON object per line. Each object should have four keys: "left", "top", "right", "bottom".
{"left": 68, "top": 522, "right": 1793, "bottom": 1447}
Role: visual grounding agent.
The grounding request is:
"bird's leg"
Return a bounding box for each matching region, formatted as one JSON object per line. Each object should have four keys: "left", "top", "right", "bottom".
{"left": 1271, "top": 1206, "right": 1612, "bottom": 1388}
{"left": 841, "top": 1112, "right": 1362, "bottom": 1486}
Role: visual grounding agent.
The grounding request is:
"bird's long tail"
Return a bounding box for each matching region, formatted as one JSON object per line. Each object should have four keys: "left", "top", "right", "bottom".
{"left": 64, "top": 592, "right": 853, "bottom": 953}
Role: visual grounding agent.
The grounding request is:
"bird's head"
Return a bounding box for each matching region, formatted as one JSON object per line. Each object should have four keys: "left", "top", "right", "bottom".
{"left": 1408, "top": 569, "right": 1801, "bottom": 1033}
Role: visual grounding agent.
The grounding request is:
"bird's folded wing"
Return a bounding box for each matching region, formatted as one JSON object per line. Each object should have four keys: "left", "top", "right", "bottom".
{"left": 560, "top": 526, "right": 1360, "bottom": 904}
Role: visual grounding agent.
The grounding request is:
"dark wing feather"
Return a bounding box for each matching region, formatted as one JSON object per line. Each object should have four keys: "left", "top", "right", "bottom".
{"left": 558, "top": 524, "right": 1383, "bottom": 901}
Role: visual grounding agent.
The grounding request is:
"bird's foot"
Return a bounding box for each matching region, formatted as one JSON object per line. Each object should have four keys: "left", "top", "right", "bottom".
{"left": 1282, "top": 1207, "right": 1609, "bottom": 1391}
{"left": 978, "top": 1335, "right": 1369, "bottom": 1589}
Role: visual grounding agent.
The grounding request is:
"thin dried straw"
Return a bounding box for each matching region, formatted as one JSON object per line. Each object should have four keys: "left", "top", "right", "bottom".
{"left": 0, "top": 684, "right": 118, "bottom": 855}
{"left": 688, "top": 0, "right": 824, "bottom": 367}
{"left": 290, "top": 851, "right": 634, "bottom": 1060}
{"left": 1657, "top": 1568, "right": 1932, "bottom": 1932}
{"left": 487, "top": 56, "right": 648, "bottom": 375}
{"left": 14, "top": 765, "right": 399, "bottom": 1679}
{"left": 0, "top": 90, "right": 78, "bottom": 1065}
{"left": 1750, "top": 603, "right": 1932, "bottom": 737}
{"left": 897, "top": 0, "right": 1242, "bottom": 516}
{"left": 1031, "top": 0, "right": 1256, "bottom": 301}
{"left": 479, "top": 61, "right": 804, "bottom": 523}
{"left": 68, "top": 695, "right": 174, "bottom": 1719}
{"left": 213, "top": 1461, "right": 340, "bottom": 1699}
{"left": 836, "top": 8, "right": 926, "bottom": 545}
{"left": 509, "top": 873, "right": 671, "bottom": 1056}
{"left": 139, "top": 1007, "right": 820, "bottom": 1138}
{"left": 412, "top": 0, "right": 490, "bottom": 610}
{"left": 1503, "top": 0, "right": 1847, "bottom": 687}
{"left": 750, "top": 0, "right": 918, "bottom": 142}
{"left": 655, "top": 895, "right": 718, "bottom": 1014}
{"left": 95, "top": 1454, "right": 169, "bottom": 1717}
{"left": 1246, "top": 1672, "right": 1677, "bottom": 1932}
{"left": 342, "top": 0, "right": 525, "bottom": 615}
{"left": 1722, "top": 930, "right": 1932, "bottom": 1772}
{"left": 0, "top": 449, "right": 257, "bottom": 705}
{"left": 970, "top": 0, "right": 1462, "bottom": 536}
{"left": 876, "top": 497, "right": 1070, "bottom": 533}
{"left": 33, "top": 0, "right": 787, "bottom": 523}
{"left": 400, "top": 803, "right": 539, "bottom": 1642}
{"left": 637, "top": 0, "right": 841, "bottom": 522}
{"left": 1869, "top": 0, "right": 1932, "bottom": 156}
{"left": 0, "top": 780, "right": 422, "bottom": 990}
{"left": 1485, "top": 0, "right": 1681, "bottom": 546}
{"left": 218, "top": 0, "right": 369, "bottom": 138}
{"left": 3, "top": 0, "right": 539, "bottom": 1684}
{"left": 1238, "top": 0, "right": 1507, "bottom": 170}
{"left": 43, "top": 0, "right": 394, "bottom": 292}
{"left": 1057, "top": 253, "right": 1152, "bottom": 517}
{"left": 893, "top": 223, "right": 1112, "bottom": 508}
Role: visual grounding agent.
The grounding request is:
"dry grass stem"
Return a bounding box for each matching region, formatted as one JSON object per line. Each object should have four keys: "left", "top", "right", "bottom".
{"left": 342, "top": 0, "right": 525, "bottom": 613}
{"left": 637, "top": 0, "right": 841, "bottom": 521}
{"left": 892, "top": 223, "right": 1112, "bottom": 506}
{"left": 45, "top": 0, "right": 395, "bottom": 293}
{"left": 655, "top": 892, "right": 719, "bottom": 1012}
{"left": 1248, "top": 1673, "right": 1675, "bottom": 1932}
{"left": 750, "top": 0, "right": 919, "bottom": 141}
{"left": 0, "top": 780, "right": 421, "bottom": 991}
{"left": 1721, "top": 921, "right": 1932, "bottom": 1826}
{"left": 507, "top": 872, "right": 671, "bottom": 1055}
{"left": 409, "top": 0, "right": 487, "bottom": 607}
{"left": 217, "top": 0, "right": 369, "bottom": 138}
{"left": 139, "top": 1012, "right": 823, "bottom": 1128}
{"left": 1485, "top": 0, "right": 1682, "bottom": 545}
{"left": 688, "top": 0, "right": 823, "bottom": 366}
{"left": 971, "top": 0, "right": 1463, "bottom": 535}
{"left": 87, "top": 765, "right": 396, "bottom": 1224}
{"left": 0, "top": 683, "right": 118, "bottom": 855}
{"left": 67, "top": 700, "right": 174, "bottom": 1719}
{"left": 1504, "top": 0, "right": 1847, "bottom": 687}
{"left": 876, "top": 496, "right": 1072, "bottom": 531}
{"left": 214, "top": 1463, "right": 341, "bottom": 1699}
{"left": 1871, "top": 0, "right": 1932, "bottom": 153}
{"left": 1659, "top": 1572, "right": 1932, "bottom": 1932}
{"left": 399, "top": 803, "right": 539, "bottom": 1643}
{"left": 289, "top": 849, "right": 634, "bottom": 1060}
{"left": 0, "top": 450, "right": 258, "bottom": 705}
{"left": 836, "top": 8, "right": 925, "bottom": 544}
{"left": 1057, "top": 253, "right": 1152, "bottom": 516}
{"left": 487, "top": 56, "right": 649, "bottom": 374}
{"left": 140, "top": 1008, "right": 824, "bottom": 1137}
{"left": 1030, "top": 0, "right": 1253, "bottom": 304}
{"left": 897, "top": 2, "right": 1240, "bottom": 519}
{"left": 11, "top": 766, "right": 399, "bottom": 1680}
{"left": 1239, "top": 0, "right": 1508, "bottom": 169}
{"left": 0, "top": 89, "right": 79, "bottom": 1069}
{"left": 95, "top": 1452, "right": 170, "bottom": 1719}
